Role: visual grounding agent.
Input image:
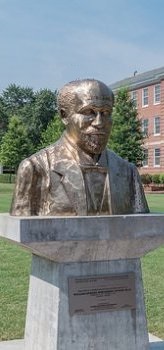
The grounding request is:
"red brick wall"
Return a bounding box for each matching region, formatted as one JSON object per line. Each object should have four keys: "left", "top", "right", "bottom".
{"left": 133, "top": 80, "right": 164, "bottom": 174}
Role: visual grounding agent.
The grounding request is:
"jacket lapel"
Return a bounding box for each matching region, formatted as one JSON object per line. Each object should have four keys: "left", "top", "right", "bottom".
{"left": 52, "top": 160, "right": 87, "bottom": 215}
{"left": 107, "top": 150, "right": 133, "bottom": 214}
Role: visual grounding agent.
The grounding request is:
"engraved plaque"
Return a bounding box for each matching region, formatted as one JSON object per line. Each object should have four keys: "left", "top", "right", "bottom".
{"left": 68, "top": 273, "right": 136, "bottom": 316}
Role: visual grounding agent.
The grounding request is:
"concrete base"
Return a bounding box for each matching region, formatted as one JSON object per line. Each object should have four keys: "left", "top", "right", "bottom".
{"left": 0, "top": 339, "right": 24, "bottom": 350}
{"left": 0, "top": 339, "right": 163, "bottom": 350}
{"left": 1, "top": 214, "right": 164, "bottom": 350}
{"left": 149, "top": 343, "right": 164, "bottom": 349}
{"left": 0, "top": 336, "right": 163, "bottom": 350}
{"left": 23, "top": 255, "right": 149, "bottom": 350}
{"left": 1, "top": 214, "right": 164, "bottom": 263}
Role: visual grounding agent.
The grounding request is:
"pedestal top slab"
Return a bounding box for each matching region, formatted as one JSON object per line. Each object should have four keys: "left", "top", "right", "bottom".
{"left": 0, "top": 214, "right": 164, "bottom": 262}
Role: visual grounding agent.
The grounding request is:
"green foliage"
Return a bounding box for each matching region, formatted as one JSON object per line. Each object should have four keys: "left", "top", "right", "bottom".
{"left": 0, "top": 174, "right": 15, "bottom": 183}
{"left": 159, "top": 173, "right": 164, "bottom": 184}
{"left": 0, "top": 85, "right": 58, "bottom": 154}
{"left": 25, "top": 89, "right": 58, "bottom": 149}
{"left": 140, "top": 173, "right": 164, "bottom": 185}
{"left": 0, "top": 116, "right": 32, "bottom": 170}
{"left": 0, "top": 85, "right": 35, "bottom": 146}
{"left": 152, "top": 174, "right": 161, "bottom": 184}
{"left": 108, "top": 88, "right": 144, "bottom": 167}
{"left": 1, "top": 84, "right": 34, "bottom": 113}
{"left": 0, "top": 98, "right": 9, "bottom": 143}
{"left": 39, "top": 114, "right": 65, "bottom": 149}
{"left": 140, "top": 173, "right": 152, "bottom": 185}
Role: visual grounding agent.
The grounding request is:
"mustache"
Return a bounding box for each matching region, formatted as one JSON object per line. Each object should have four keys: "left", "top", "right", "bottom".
{"left": 82, "top": 129, "right": 108, "bottom": 136}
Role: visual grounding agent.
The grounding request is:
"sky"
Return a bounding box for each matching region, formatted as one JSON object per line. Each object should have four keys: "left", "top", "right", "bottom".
{"left": 0, "top": 0, "right": 164, "bottom": 92}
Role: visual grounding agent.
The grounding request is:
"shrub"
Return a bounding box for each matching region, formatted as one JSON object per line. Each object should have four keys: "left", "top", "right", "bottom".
{"left": 152, "top": 174, "right": 160, "bottom": 184}
{"left": 140, "top": 173, "right": 152, "bottom": 185}
{"left": 0, "top": 174, "right": 16, "bottom": 183}
{"left": 159, "top": 173, "right": 164, "bottom": 184}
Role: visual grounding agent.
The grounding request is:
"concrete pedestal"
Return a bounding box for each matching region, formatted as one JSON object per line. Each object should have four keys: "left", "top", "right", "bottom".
{"left": 0, "top": 214, "right": 164, "bottom": 350}
{"left": 25, "top": 256, "right": 148, "bottom": 350}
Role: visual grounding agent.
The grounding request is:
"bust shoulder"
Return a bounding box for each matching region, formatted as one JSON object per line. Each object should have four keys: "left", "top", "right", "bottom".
{"left": 106, "top": 149, "right": 134, "bottom": 170}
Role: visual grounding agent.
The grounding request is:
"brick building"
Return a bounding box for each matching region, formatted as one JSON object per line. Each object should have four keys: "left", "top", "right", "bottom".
{"left": 110, "top": 67, "right": 164, "bottom": 174}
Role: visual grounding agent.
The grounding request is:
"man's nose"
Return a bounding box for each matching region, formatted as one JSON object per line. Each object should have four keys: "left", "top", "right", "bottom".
{"left": 91, "top": 112, "right": 103, "bottom": 127}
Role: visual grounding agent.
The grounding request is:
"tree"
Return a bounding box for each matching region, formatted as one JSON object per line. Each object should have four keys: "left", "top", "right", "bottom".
{"left": 1, "top": 84, "right": 35, "bottom": 113}
{"left": 0, "top": 97, "right": 9, "bottom": 143}
{"left": 0, "top": 85, "right": 58, "bottom": 152}
{"left": 108, "top": 88, "right": 144, "bottom": 167}
{"left": 39, "top": 115, "right": 65, "bottom": 149}
{"left": 23, "top": 89, "right": 58, "bottom": 150}
{"left": 0, "top": 116, "right": 32, "bottom": 170}
{"left": 0, "top": 84, "right": 35, "bottom": 147}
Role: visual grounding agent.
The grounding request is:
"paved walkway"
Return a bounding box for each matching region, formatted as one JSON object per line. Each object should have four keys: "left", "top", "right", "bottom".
{"left": 0, "top": 335, "right": 163, "bottom": 350}
{"left": 0, "top": 339, "right": 24, "bottom": 350}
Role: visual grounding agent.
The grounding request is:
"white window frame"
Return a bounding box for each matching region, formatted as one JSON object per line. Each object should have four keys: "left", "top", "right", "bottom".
{"left": 142, "top": 88, "right": 148, "bottom": 107}
{"left": 154, "top": 148, "right": 160, "bottom": 167}
{"left": 154, "top": 116, "right": 160, "bottom": 135}
{"left": 154, "top": 84, "right": 160, "bottom": 104}
{"left": 131, "top": 90, "right": 137, "bottom": 106}
{"left": 141, "top": 118, "right": 148, "bottom": 136}
{"left": 143, "top": 149, "right": 148, "bottom": 167}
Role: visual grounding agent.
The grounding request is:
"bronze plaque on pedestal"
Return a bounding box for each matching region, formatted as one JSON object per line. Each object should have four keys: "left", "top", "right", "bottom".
{"left": 68, "top": 273, "right": 136, "bottom": 316}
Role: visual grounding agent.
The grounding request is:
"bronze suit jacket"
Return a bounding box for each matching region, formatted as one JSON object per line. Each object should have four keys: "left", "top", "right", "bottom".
{"left": 11, "top": 135, "right": 149, "bottom": 216}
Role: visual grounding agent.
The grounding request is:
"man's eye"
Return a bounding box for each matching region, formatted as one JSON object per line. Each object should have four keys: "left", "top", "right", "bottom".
{"left": 82, "top": 109, "right": 95, "bottom": 116}
{"left": 102, "top": 111, "right": 110, "bottom": 117}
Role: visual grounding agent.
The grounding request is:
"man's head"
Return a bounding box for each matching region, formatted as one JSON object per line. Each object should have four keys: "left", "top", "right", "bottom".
{"left": 57, "top": 79, "right": 114, "bottom": 155}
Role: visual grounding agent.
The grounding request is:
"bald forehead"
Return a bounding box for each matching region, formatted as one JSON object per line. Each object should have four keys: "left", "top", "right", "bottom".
{"left": 71, "top": 81, "right": 112, "bottom": 104}
{"left": 57, "top": 79, "right": 114, "bottom": 116}
{"left": 73, "top": 80, "right": 110, "bottom": 93}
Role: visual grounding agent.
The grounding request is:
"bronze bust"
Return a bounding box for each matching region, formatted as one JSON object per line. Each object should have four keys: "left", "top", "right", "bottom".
{"left": 11, "top": 79, "right": 149, "bottom": 216}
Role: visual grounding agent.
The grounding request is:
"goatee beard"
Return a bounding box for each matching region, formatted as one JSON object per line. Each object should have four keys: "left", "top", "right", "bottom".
{"left": 78, "top": 133, "right": 108, "bottom": 155}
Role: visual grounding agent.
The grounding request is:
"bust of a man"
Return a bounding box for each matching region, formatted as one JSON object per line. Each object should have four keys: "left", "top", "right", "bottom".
{"left": 11, "top": 79, "right": 149, "bottom": 216}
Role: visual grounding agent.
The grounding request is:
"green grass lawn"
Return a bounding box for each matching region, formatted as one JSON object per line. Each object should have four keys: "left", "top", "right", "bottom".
{"left": 0, "top": 239, "right": 31, "bottom": 340}
{"left": 146, "top": 193, "right": 164, "bottom": 213}
{"left": 0, "top": 183, "right": 31, "bottom": 340}
{"left": 0, "top": 183, "right": 14, "bottom": 213}
{"left": 0, "top": 184, "right": 164, "bottom": 340}
{"left": 142, "top": 246, "right": 164, "bottom": 338}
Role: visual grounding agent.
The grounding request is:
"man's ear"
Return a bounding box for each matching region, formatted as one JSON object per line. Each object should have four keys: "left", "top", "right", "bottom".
{"left": 60, "top": 109, "right": 69, "bottom": 126}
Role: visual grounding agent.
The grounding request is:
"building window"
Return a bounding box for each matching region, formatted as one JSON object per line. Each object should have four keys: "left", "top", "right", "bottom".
{"left": 154, "top": 148, "right": 160, "bottom": 167}
{"left": 131, "top": 91, "right": 137, "bottom": 106}
{"left": 141, "top": 119, "right": 148, "bottom": 136}
{"left": 143, "top": 149, "right": 148, "bottom": 167}
{"left": 154, "top": 84, "right": 160, "bottom": 104}
{"left": 154, "top": 116, "right": 160, "bottom": 135}
{"left": 142, "top": 88, "right": 148, "bottom": 107}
